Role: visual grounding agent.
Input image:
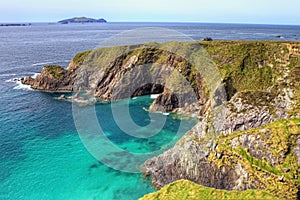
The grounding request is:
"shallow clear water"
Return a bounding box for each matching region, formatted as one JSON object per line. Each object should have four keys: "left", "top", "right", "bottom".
{"left": 0, "top": 88, "right": 196, "bottom": 199}
{"left": 1, "top": 22, "right": 300, "bottom": 200}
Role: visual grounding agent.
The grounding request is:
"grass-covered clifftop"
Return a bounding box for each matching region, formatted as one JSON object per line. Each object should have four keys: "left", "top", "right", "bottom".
{"left": 43, "top": 65, "right": 65, "bottom": 80}
{"left": 68, "top": 40, "right": 300, "bottom": 99}
{"left": 140, "top": 180, "right": 278, "bottom": 200}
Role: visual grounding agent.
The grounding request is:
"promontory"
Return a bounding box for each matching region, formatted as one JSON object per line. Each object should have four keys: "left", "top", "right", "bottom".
{"left": 22, "top": 41, "right": 300, "bottom": 199}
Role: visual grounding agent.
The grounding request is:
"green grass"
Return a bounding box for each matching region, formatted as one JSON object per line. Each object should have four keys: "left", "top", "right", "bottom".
{"left": 210, "top": 118, "right": 300, "bottom": 199}
{"left": 140, "top": 180, "right": 278, "bottom": 200}
{"left": 200, "top": 41, "right": 300, "bottom": 93}
{"left": 72, "top": 50, "right": 92, "bottom": 66}
{"left": 234, "top": 147, "right": 281, "bottom": 175}
{"left": 43, "top": 65, "right": 65, "bottom": 80}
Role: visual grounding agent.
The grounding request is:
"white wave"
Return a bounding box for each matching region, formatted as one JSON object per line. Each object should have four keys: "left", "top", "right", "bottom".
{"left": 132, "top": 97, "right": 138, "bottom": 100}
{"left": 150, "top": 94, "right": 160, "bottom": 99}
{"left": 5, "top": 78, "right": 16, "bottom": 83}
{"left": 5, "top": 72, "right": 39, "bottom": 83}
{"left": 32, "top": 61, "right": 55, "bottom": 66}
{"left": 3, "top": 71, "right": 41, "bottom": 91}
{"left": 5, "top": 77, "right": 22, "bottom": 82}
{"left": 0, "top": 73, "right": 17, "bottom": 77}
{"left": 162, "top": 112, "right": 170, "bottom": 116}
{"left": 13, "top": 80, "right": 32, "bottom": 91}
{"left": 5, "top": 75, "right": 34, "bottom": 91}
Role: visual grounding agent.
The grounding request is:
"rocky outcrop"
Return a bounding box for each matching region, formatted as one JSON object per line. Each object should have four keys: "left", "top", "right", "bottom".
{"left": 143, "top": 117, "right": 300, "bottom": 199}
{"left": 21, "top": 65, "right": 74, "bottom": 91}
{"left": 142, "top": 41, "right": 300, "bottom": 199}
{"left": 149, "top": 91, "right": 179, "bottom": 112}
{"left": 143, "top": 120, "right": 250, "bottom": 190}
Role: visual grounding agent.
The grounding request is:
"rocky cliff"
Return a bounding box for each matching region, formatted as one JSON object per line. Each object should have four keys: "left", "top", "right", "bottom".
{"left": 22, "top": 42, "right": 211, "bottom": 114}
{"left": 21, "top": 65, "right": 74, "bottom": 91}
{"left": 22, "top": 41, "right": 300, "bottom": 199}
{"left": 143, "top": 41, "right": 300, "bottom": 199}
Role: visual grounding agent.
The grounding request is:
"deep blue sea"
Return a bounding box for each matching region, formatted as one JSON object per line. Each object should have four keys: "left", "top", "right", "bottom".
{"left": 1, "top": 22, "right": 300, "bottom": 200}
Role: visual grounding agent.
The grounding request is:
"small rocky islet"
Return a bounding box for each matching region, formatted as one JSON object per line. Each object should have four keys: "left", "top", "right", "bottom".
{"left": 22, "top": 41, "right": 300, "bottom": 199}
{"left": 58, "top": 17, "right": 107, "bottom": 24}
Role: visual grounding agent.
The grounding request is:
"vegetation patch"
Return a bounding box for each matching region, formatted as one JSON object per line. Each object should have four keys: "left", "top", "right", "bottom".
{"left": 72, "top": 50, "right": 92, "bottom": 66}
{"left": 43, "top": 65, "right": 65, "bottom": 80}
{"left": 140, "top": 180, "right": 278, "bottom": 200}
{"left": 210, "top": 118, "right": 300, "bottom": 199}
{"left": 200, "top": 41, "right": 300, "bottom": 93}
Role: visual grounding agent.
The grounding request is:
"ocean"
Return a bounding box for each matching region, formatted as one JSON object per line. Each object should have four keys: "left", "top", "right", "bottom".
{"left": 1, "top": 22, "right": 300, "bottom": 200}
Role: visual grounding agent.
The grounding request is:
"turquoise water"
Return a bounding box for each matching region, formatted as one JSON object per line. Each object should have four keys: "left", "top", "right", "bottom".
{"left": 1, "top": 133, "right": 155, "bottom": 200}
{"left": 0, "top": 23, "right": 199, "bottom": 200}
{"left": 0, "top": 89, "right": 196, "bottom": 199}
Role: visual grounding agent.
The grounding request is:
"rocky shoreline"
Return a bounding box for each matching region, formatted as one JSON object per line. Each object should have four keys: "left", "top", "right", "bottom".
{"left": 22, "top": 41, "right": 300, "bottom": 199}
{"left": 22, "top": 42, "right": 210, "bottom": 116}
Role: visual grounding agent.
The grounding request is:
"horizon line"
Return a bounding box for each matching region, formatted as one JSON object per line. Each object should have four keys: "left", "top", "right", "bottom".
{"left": 1, "top": 20, "right": 300, "bottom": 26}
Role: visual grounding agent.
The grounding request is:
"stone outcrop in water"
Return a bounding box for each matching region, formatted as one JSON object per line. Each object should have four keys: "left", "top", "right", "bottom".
{"left": 22, "top": 41, "right": 300, "bottom": 199}
{"left": 22, "top": 65, "right": 74, "bottom": 91}
{"left": 149, "top": 91, "right": 179, "bottom": 112}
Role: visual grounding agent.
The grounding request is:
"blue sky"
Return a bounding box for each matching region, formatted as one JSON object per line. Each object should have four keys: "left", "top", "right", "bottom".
{"left": 1, "top": 0, "right": 300, "bottom": 25}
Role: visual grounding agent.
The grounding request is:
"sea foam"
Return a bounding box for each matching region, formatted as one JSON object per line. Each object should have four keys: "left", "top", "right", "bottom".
{"left": 6, "top": 72, "right": 38, "bottom": 91}
{"left": 150, "top": 94, "right": 160, "bottom": 99}
{"left": 32, "top": 61, "right": 55, "bottom": 66}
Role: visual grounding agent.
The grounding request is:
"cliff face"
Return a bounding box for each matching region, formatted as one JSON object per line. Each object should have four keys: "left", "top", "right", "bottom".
{"left": 22, "top": 41, "right": 300, "bottom": 199}
{"left": 143, "top": 118, "right": 300, "bottom": 199}
{"left": 22, "top": 42, "right": 210, "bottom": 114}
{"left": 143, "top": 41, "right": 300, "bottom": 199}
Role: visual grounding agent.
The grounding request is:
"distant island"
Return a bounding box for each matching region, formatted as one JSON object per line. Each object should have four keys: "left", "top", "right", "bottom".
{"left": 58, "top": 17, "right": 107, "bottom": 24}
{"left": 0, "top": 23, "right": 31, "bottom": 27}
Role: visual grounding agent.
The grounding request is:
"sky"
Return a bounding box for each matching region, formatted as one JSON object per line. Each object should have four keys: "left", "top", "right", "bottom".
{"left": 1, "top": 0, "right": 300, "bottom": 25}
